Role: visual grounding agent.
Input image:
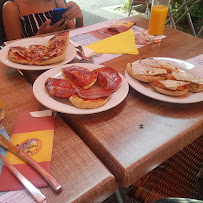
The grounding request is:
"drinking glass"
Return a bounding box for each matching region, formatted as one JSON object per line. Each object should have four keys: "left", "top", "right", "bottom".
{"left": 148, "top": 0, "right": 170, "bottom": 42}
{"left": 0, "top": 98, "right": 5, "bottom": 121}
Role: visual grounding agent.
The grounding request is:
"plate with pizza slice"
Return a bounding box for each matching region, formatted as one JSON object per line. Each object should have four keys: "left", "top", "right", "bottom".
{"left": 0, "top": 33, "right": 76, "bottom": 70}
{"left": 33, "top": 63, "right": 129, "bottom": 114}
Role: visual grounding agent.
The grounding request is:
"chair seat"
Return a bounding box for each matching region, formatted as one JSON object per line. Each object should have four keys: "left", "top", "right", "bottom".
{"left": 132, "top": 136, "right": 203, "bottom": 202}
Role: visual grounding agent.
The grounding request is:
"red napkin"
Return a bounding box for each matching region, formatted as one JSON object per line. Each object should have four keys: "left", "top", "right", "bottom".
{"left": 105, "top": 20, "right": 136, "bottom": 35}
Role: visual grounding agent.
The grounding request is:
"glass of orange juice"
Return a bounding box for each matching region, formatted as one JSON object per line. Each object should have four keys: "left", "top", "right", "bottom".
{"left": 148, "top": 0, "right": 170, "bottom": 42}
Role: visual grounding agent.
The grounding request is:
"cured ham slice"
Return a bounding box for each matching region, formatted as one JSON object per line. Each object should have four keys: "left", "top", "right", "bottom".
{"left": 62, "top": 65, "right": 97, "bottom": 89}
{"left": 78, "top": 88, "right": 112, "bottom": 100}
{"left": 45, "top": 78, "right": 80, "bottom": 98}
{"left": 93, "top": 67, "right": 122, "bottom": 90}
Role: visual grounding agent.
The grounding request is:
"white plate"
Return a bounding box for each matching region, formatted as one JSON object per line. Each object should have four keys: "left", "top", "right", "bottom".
{"left": 0, "top": 36, "right": 76, "bottom": 70}
{"left": 33, "top": 63, "right": 129, "bottom": 114}
{"left": 125, "top": 57, "right": 203, "bottom": 104}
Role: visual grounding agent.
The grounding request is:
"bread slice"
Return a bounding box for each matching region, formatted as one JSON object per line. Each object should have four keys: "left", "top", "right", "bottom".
{"left": 127, "top": 62, "right": 167, "bottom": 82}
{"left": 69, "top": 95, "right": 110, "bottom": 109}
{"left": 168, "top": 71, "right": 203, "bottom": 93}
{"left": 150, "top": 80, "right": 190, "bottom": 96}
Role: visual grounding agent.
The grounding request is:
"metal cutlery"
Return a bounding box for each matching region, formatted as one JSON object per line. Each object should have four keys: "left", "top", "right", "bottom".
{"left": 0, "top": 153, "right": 46, "bottom": 203}
{"left": 0, "top": 134, "right": 62, "bottom": 192}
{"left": 71, "top": 43, "right": 91, "bottom": 61}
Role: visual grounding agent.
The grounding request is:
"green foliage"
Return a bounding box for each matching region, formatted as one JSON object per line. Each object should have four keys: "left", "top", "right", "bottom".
{"left": 172, "top": 0, "right": 203, "bottom": 23}
{"left": 123, "top": 0, "right": 131, "bottom": 9}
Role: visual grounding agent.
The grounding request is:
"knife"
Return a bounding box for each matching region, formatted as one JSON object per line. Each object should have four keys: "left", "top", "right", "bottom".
{"left": 0, "top": 134, "right": 62, "bottom": 192}
{"left": 0, "top": 154, "right": 46, "bottom": 203}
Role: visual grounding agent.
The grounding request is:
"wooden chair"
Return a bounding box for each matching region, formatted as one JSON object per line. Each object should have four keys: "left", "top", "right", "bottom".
{"left": 128, "top": 0, "right": 151, "bottom": 18}
{"left": 132, "top": 136, "right": 203, "bottom": 202}
{"left": 165, "top": 0, "right": 203, "bottom": 37}
{"left": 0, "top": 0, "right": 7, "bottom": 46}
{"left": 128, "top": 0, "right": 176, "bottom": 28}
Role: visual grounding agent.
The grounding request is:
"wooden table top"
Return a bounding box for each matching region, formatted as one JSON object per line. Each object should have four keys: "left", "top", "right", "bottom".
{"left": 61, "top": 16, "right": 203, "bottom": 187}
{"left": 0, "top": 59, "right": 117, "bottom": 201}
{"left": 1, "top": 15, "right": 203, "bottom": 192}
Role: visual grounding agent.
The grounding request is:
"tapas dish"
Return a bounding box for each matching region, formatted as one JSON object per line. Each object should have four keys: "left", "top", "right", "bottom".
{"left": 33, "top": 63, "right": 129, "bottom": 114}
{"left": 0, "top": 32, "right": 76, "bottom": 70}
{"left": 125, "top": 57, "right": 203, "bottom": 103}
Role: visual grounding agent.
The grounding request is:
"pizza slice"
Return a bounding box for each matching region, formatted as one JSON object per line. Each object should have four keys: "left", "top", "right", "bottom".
{"left": 8, "top": 46, "right": 32, "bottom": 65}
{"left": 8, "top": 32, "right": 69, "bottom": 66}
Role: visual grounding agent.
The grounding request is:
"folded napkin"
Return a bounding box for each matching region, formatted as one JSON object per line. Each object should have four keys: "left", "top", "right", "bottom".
{"left": 70, "top": 40, "right": 94, "bottom": 60}
{"left": 0, "top": 110, "right": 56, "bottom": 191}
{"left": 105, "top": 20, "right": 136, "bottom": 35}
{"left": 86, "top": 29, "right": 139, "bottom": 55}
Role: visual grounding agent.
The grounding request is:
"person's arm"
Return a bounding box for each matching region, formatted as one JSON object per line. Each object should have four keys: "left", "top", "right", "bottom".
{"left": 3, "top": 1, "right": 22, "bottom": 41}
{"left": 62, "top": 1, "right": 83, "bottom": 28}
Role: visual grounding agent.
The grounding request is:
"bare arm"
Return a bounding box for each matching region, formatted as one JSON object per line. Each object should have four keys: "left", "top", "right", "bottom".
{"left": 62, "top": 1, "right": 83, "bottom": 27}
{"left": 3, "top": 1, "right": 22, "bottom": 41}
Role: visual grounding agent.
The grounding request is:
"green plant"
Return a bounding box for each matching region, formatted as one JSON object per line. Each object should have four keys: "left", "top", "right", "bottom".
{"left": 172, "top": 0, "right": 203, "bottom": 29}
{"left": 123, "top": 0, "right": 131, "bottom": 10}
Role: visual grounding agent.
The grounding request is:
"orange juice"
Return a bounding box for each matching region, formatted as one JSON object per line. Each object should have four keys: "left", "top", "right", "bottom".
{"left": 148, "top": 5, "right": 168, "bottom": 36}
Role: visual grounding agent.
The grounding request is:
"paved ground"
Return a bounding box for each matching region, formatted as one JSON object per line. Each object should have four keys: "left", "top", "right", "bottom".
{"left": 74, "top": 0, "right": 128, "bottom": 26}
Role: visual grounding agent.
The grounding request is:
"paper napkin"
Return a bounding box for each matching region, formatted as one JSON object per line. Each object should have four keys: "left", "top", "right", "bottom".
{"left": 105, "top": 20, "right": 136, "bottom": 35}
{"left": 70, "top": 40, "right": 94, "bottom": 60}
{"left": 86, "top": 29, "right": 139, "bottom": 55}
{"left": 0, "top": 110, "right": 56, "bottom": 191}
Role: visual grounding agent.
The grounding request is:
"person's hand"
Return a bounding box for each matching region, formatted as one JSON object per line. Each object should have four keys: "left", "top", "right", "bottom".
{"left": 35, "top": 18, "right": 66, "bottom": 36}
{"left": 62, "top": 1, "right": 83, "bottom": 27}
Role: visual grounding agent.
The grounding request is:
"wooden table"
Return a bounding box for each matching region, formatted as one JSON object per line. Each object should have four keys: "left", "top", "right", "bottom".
{"left": 60, "top": 16, "right": 203, "bottom": 187}
{"left": 1, "top": 15, "right": 203, "bottom": 196}
{"left": 0, "top": 60, "right": 117, "bottom": 201}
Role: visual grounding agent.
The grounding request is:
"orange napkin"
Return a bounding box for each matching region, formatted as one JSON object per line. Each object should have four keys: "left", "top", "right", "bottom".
{"left": 86, "top": 29, "right": 139, "bottom": 55}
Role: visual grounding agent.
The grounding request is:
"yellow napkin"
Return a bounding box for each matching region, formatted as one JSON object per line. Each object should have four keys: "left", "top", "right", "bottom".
{"left": 86, "top": 29, "right": 139, "bottom": 55}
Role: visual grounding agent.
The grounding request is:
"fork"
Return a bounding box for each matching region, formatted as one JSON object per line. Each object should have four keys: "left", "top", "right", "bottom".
{"left": 0, "top": 153, "right": 46, "bottom": 203}
{"left": 72, "top": 44, "right": 91, "bottom": 61}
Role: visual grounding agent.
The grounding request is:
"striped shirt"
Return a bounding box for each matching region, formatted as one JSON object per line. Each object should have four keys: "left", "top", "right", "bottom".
{"left": 13, "top": 0, "right": 65, "bottom": 38}
{"left": 20, "top": 10, "right": 53, "bottom": 38}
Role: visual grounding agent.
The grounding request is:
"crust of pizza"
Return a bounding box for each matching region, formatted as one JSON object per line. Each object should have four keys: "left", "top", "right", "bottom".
{"left": 8, "top": 49, "right": 31, "bottom": 65}
{"left": 48, "top": 32, "right": 69, "bottom": 49}
{"left": 35, "top": 51, "right": 67, "bottom": 65}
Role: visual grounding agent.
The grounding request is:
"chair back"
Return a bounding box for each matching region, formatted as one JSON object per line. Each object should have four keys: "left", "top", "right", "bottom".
{"left": 0, "top": 0, "right": 8, "bottom": 45}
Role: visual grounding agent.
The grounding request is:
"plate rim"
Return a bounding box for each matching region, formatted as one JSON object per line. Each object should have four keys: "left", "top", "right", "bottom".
{"left": 33, "top": 63, "right": 129, "bottom": 114}
{"left": 125, "top": 57, "right": 203, "bottom": 104}
{"left": 0, "top": 37, "right": 76, "bottom": 71}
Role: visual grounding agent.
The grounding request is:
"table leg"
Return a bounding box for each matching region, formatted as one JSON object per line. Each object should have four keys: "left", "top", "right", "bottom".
{"left": 114, "top": 188, "right": 123, "bottom": 203}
